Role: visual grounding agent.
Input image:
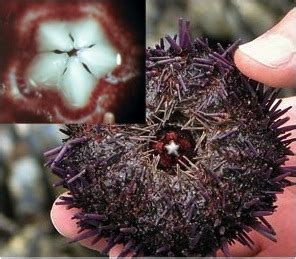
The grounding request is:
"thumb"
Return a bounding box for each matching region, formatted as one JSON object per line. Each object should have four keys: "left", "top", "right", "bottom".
{"left": 234, "top": 8, "right": 296, "bottom": 88}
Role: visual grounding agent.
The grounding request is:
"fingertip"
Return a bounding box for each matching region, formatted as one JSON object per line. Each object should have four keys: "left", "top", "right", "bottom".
{"left": 234, "top": 48, "right": 296, "bottom": 88}
{"left": 50, "top": 193, "right": 81, "bottom": 238}
{"left": 233, "top": 7, "right": 296, "bottom": 88}
{"left": 51, "top": 193, "right": 109, "bottom": 253}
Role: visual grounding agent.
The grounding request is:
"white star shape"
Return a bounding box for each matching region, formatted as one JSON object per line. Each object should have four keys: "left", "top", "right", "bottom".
{"left": 165, "top": 140, "right": 180, "bottom": 156}
{"left": 25, "top": 18, "right": 120, "bottom": 107}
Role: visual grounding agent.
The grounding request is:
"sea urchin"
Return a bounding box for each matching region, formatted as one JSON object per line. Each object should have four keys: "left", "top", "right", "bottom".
{"left": 46, "top": 18, "right": 296, "bottom": 256}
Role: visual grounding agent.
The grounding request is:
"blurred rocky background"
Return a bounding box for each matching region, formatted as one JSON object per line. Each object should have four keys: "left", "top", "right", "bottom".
{"left": 147, "top": 0, "right": 296, "bottom": 97}
{"left": 0, "top": 125, "right": 97, "bottom": 256}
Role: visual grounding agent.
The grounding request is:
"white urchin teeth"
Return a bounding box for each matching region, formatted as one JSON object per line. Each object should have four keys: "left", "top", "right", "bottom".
{"left": 165, "top": 140, "right": 180, "bottom": 156}
{"left": 26, "top": 18, "right": 120, "bottom": 107}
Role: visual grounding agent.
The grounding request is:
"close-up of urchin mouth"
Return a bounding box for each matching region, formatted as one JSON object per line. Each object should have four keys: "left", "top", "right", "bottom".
{"left": 46, "top": 16, "right": 296, "bottom": 257}
{"left": 26, "top": 18, "right": 121, "bottom": 108}
{"left": 0, "top": 0, "right": 145, "bottom": 123}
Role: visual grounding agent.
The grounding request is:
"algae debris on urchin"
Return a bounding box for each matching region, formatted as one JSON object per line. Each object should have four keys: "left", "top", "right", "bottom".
{"left": 45, "top": 18, "right": 296, "bottom": 256}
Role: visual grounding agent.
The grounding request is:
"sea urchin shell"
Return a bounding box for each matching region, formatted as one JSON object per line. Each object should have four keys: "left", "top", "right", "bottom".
{"left": 46, "top": 18, "right": 296, "bottom": 256}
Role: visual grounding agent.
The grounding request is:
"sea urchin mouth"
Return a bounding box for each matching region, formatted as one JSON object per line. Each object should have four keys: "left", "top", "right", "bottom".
{"left": 26, "top": 18, "right": 120, "bottom": 108}
{"left": 151, "top": 127, "right": 195, "bottom": 170}
{"left": 0, "top": 0, "right": 144, "bottom": 123}
{"left": 46, "top": 18, "right": 296, "bottom": 257}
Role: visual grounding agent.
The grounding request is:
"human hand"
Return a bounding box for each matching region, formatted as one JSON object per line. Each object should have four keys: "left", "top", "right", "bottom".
{"left": 50, "top": 9, "right": 296, "bottom": 257}
{"left": 235, "top": 8, "right": 296, "bottom": 88}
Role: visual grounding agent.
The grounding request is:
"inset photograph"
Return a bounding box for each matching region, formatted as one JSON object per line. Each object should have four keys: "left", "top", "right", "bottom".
{"left": 0, "top": 0, "right": 145, "bottom": 123}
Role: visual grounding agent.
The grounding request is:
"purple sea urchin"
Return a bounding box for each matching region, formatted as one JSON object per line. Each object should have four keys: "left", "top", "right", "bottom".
{"left": 46, "top": 19, "right": 296, "bottom": 256}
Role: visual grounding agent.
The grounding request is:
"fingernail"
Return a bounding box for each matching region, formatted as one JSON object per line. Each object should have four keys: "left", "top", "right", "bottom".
{"left": 239, "top": 34, "right": 296, "bottom": 68}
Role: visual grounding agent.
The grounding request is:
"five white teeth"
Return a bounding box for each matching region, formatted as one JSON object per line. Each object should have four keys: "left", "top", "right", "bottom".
{"left": 26, "top": 18, "right": 120, "bottom": 108}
